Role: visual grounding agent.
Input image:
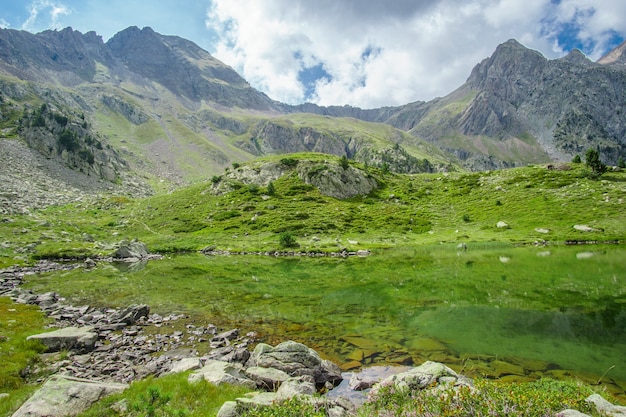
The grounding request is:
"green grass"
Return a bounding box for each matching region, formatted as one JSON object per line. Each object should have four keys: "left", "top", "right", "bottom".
{"left": 0, "top": 159, "right": 624, "bottom": 267}
{"left": 77, "top": 373, "right": 253, "bottom": 417}
{"left": 0, "top": 298, "right": 50, "bottom": 417}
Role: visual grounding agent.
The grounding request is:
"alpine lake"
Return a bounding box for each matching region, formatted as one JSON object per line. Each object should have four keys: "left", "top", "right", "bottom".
{"left": 23, "top": 242, "right": 626, "bottom": 399}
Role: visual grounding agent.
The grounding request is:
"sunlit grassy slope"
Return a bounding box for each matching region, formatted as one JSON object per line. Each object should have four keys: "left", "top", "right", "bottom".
{"left": 0, "top": 155, "right": 623, "bottom": 266}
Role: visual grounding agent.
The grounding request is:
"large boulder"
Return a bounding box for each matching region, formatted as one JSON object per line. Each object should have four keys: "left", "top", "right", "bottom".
{"left": 27, "top": 327, "right": 98, "bottom": 353}
{"left": 247, "top": 341, "right": 342, "bottom": 386}
{"left": 188, "top": 360, "right": 256, "bottom": 389}
{"left": 11, "top": 375, "right": 127, "bottom": 417}
{"left": 112, "top": 239, "right": 149, "bottom": 260}
{"left": 108, "top": 304, "right": 150, "bottom": 325}
{"left": 370, "top": 361, "right": 471, "bottom": 396}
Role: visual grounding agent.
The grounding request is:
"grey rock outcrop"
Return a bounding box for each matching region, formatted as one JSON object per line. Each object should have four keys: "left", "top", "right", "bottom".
{"left": 27, "top": 327, "right": 98, "bottom": 353}
{"left": 11, "top": 375, "right": 127, "bottom": 417}
{"left": 247, "top": 341, "right": 342, "bottom": 386}
{"left": 112, "top": 239, "right": 149, "bottom": 260}
{"left": 188, "top": 360, "right": 256, "bottom": 389}
{"left": 370, "top": 361, "right": 472, "bottom": 396}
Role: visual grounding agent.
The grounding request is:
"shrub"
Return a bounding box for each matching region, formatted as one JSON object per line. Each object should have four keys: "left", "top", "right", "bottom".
{"left": 462, "top": 214, "right": 471, "bottom": 222}
{"left": 267, "top": 181, "right": 276, "bottom": 196}
{"left": 618, "top": 157, "right": 626, "bottom": 169}
{"left": 585, "top": 148, "right": 607, "bottom": 176}
{"left": 279, "top": 232, "right": 299, "bottom": 248}
{"left": 340, "top": 155, "right": 350, "bottom": 170}
{"left": 572, "top": 154, "right": 582, "bottom": 163}
{"left": 280, "top": 158, "right": 298, "bottom": 167}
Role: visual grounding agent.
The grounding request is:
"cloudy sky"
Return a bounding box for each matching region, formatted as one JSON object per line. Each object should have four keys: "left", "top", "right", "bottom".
{"left": 1, "top": 1, "right": 624, "bottom": 108}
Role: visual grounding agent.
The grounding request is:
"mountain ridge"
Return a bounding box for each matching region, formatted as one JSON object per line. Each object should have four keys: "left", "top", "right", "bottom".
{"left": 1, "top": 25, "right": 624, "bottom": 198}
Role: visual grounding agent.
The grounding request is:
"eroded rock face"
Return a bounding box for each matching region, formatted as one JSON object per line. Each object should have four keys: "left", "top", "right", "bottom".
{"left": 11, "top": 375, "right": 128, "bottom": 417}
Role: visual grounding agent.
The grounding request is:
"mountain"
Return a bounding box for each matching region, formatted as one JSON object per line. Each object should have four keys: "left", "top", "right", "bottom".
{"left": 0, "top": 26, "right": 457, "bottom": 211}
{"left": 376, "top": 40, "right": 626, "bottom": 169}
{"left": 293, "top": 40, "right": 626, "bottom": 170}
{"left": 1, "top": 26, "right": 624, "bottom": 206}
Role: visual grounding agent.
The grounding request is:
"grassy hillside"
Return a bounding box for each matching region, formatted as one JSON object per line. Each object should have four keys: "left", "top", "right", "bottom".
{"left": 0, "top": 156, "right": 623, "bottom": 266}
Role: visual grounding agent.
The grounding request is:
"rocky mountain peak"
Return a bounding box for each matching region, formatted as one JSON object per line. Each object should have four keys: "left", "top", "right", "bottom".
{"left": 559, "top": 49, "right": 592, "bottom": 65}
{"left": 466, "top": 39, "right": 547, "bottom": 89}
{"left": 597, "top": 40, "right": 626, "bottom": 66}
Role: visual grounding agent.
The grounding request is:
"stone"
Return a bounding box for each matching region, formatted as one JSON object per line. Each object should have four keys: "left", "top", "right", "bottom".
{"left": 109, "top": 304, "right": 150, "bottom": 325}
{"left": 27, "top": 327, "right": 98, "bottom": 353}
{"left": 216, "top": 401, "right": 239, "bottom": 417}
{"left": 496, "top": 221, "right": 509, "bottom": 229}
{"left": 188, "top": 360, "right": 256, "bottom": 389}
{"left": 245, "top": 366, "right": 290, "bottom": 390}
{"left": 535, "top": 228, "right": 550, "bottom": 234}
{"left": 275, "top": 375, "right": 316, "bottom": 400}
{"left": 247, "top": 341, "right": 342, "bottom": 386}
{"left": 113, "top": 239, "right": 149, "bottom": 259}
{"left": 586, "top": 394, "right": 626, "bottom": 416}
{"left": 167, "top": 357, "right": 202, "bottom": 375}
{"left": 573, "top": 224, "right": 597, "bottom": 232}
{"left": 370, "top": 361, "right": 463, "bottom": 396}
{"left": 11, "top": 375, "right": 127, "bottom": 417}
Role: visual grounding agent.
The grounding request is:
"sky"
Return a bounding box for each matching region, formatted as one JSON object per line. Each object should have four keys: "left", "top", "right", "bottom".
{"left": 1, "top": 1, "right": 624, "bottom": 109}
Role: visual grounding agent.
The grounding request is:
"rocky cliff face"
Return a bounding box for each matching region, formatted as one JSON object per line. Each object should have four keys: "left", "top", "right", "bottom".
{"left": 379, "top": 40, "right": 626, "bottom": 168}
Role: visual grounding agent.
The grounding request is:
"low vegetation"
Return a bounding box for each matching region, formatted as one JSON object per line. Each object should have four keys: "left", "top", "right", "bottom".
{"left": 0, "top": 299, "right": 50, "bottom": 416}
{"left": 236, "top": 378, "right": 604, "bottom": 417}
{"left": 1, "top": 155, "right": 624, "bottom": 267}
{"left": 77, "top": 373, "right": 252, "bottom": 417}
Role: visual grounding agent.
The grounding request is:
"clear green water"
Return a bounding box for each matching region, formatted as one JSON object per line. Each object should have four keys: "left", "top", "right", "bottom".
{"left": 26, "top": 243, "right": 626, "bottom": 389}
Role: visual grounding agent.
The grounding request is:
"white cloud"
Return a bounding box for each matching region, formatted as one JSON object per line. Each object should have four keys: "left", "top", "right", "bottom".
{"left": 22, "top": 0, "right": 71, "bottom": 31}
{"left": 206, "top": 0, "right": 625, "bottom": 108}
{"left": 0, "top": 18, "right": 10, "bottom": 29}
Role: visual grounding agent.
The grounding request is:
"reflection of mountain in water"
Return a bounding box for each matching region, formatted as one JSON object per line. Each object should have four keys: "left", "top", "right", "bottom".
{"left": 507, "top": 303, "right": 626, "bottom": 344}
{"left": 416, "top": 304, "right": 626, "bottom": 382}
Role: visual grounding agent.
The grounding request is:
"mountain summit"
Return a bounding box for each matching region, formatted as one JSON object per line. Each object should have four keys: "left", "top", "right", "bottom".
{"left": 1, "top": 25, "right": 625, "bottom": 189}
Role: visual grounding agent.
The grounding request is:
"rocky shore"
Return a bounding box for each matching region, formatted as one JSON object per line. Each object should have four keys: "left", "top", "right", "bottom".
{"left": 2, "top": 260, "right": 625, "bottom": 417}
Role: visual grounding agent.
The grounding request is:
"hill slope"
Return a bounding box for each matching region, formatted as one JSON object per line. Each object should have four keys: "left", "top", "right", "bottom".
{"left": 0, "top": 26, "right": 458, "bottom": 202}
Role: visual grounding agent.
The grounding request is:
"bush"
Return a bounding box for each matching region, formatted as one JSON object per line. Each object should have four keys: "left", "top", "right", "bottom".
{"left": 585, "top": 148, "right": 607, "bottom": 176}
{"left": 572, "top": 154, "right": 582, "bottom": 163}
{"left": 340, "top": 155, "right": 350, "bottom": 170}
{"left": 280, "top": 158, "right": 298, "bottom": 167}
{"left": 279, "top": 232, "right": 299, "bottom": 248}
{"left": 267, "top": 181, "right": 276, "bottom": 196}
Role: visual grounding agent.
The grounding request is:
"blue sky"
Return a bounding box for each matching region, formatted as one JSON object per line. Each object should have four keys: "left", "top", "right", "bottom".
{"left": 1, "top": 0, "right": 624, "bottom": 108}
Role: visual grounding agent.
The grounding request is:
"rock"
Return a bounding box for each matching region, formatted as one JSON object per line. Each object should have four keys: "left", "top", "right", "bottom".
{"left": 247, "top": 341, "right": 342, "bottom": 386}
{"left": 586, "top": 393, "right": 626, "bottom": 416}
{"left": 245, "top": 366, "right": 291, "bottom": 390}
{"left": 216, "top": 401, "right": 239, "bottom": 417}
{"left": 275, "top": 375, "right": 316, "bottom": 400}
{"left": 573, "top": 224, "right": 598, "bottom": 232}
{"left": 27, "top": 327, "right": 98, "bottom": 353}
{"left": 496, "top": 221, "right": 509, "bottom": 229}
{"left": 370, "top": 361, "right": 467, "bottom": 396}
{"left": 167, "top": 357, "right": 202, "bottom": 375}
{"left": 557, "top": 410, "right": 591, "bottom": 417}
{"left": 535, "top": 228, "right": 550, "bottom": 234}
{"left": 112, "top": 239, "right": 149, "bottom": 259}
{"left": 11, "top": 375, "right": 128, "bottom": 417}
{"left": 109, "top": 304, "right": 150, "bottom": 325}
{"left": 188, "top": 360, "right": 256, "bottom": 389}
